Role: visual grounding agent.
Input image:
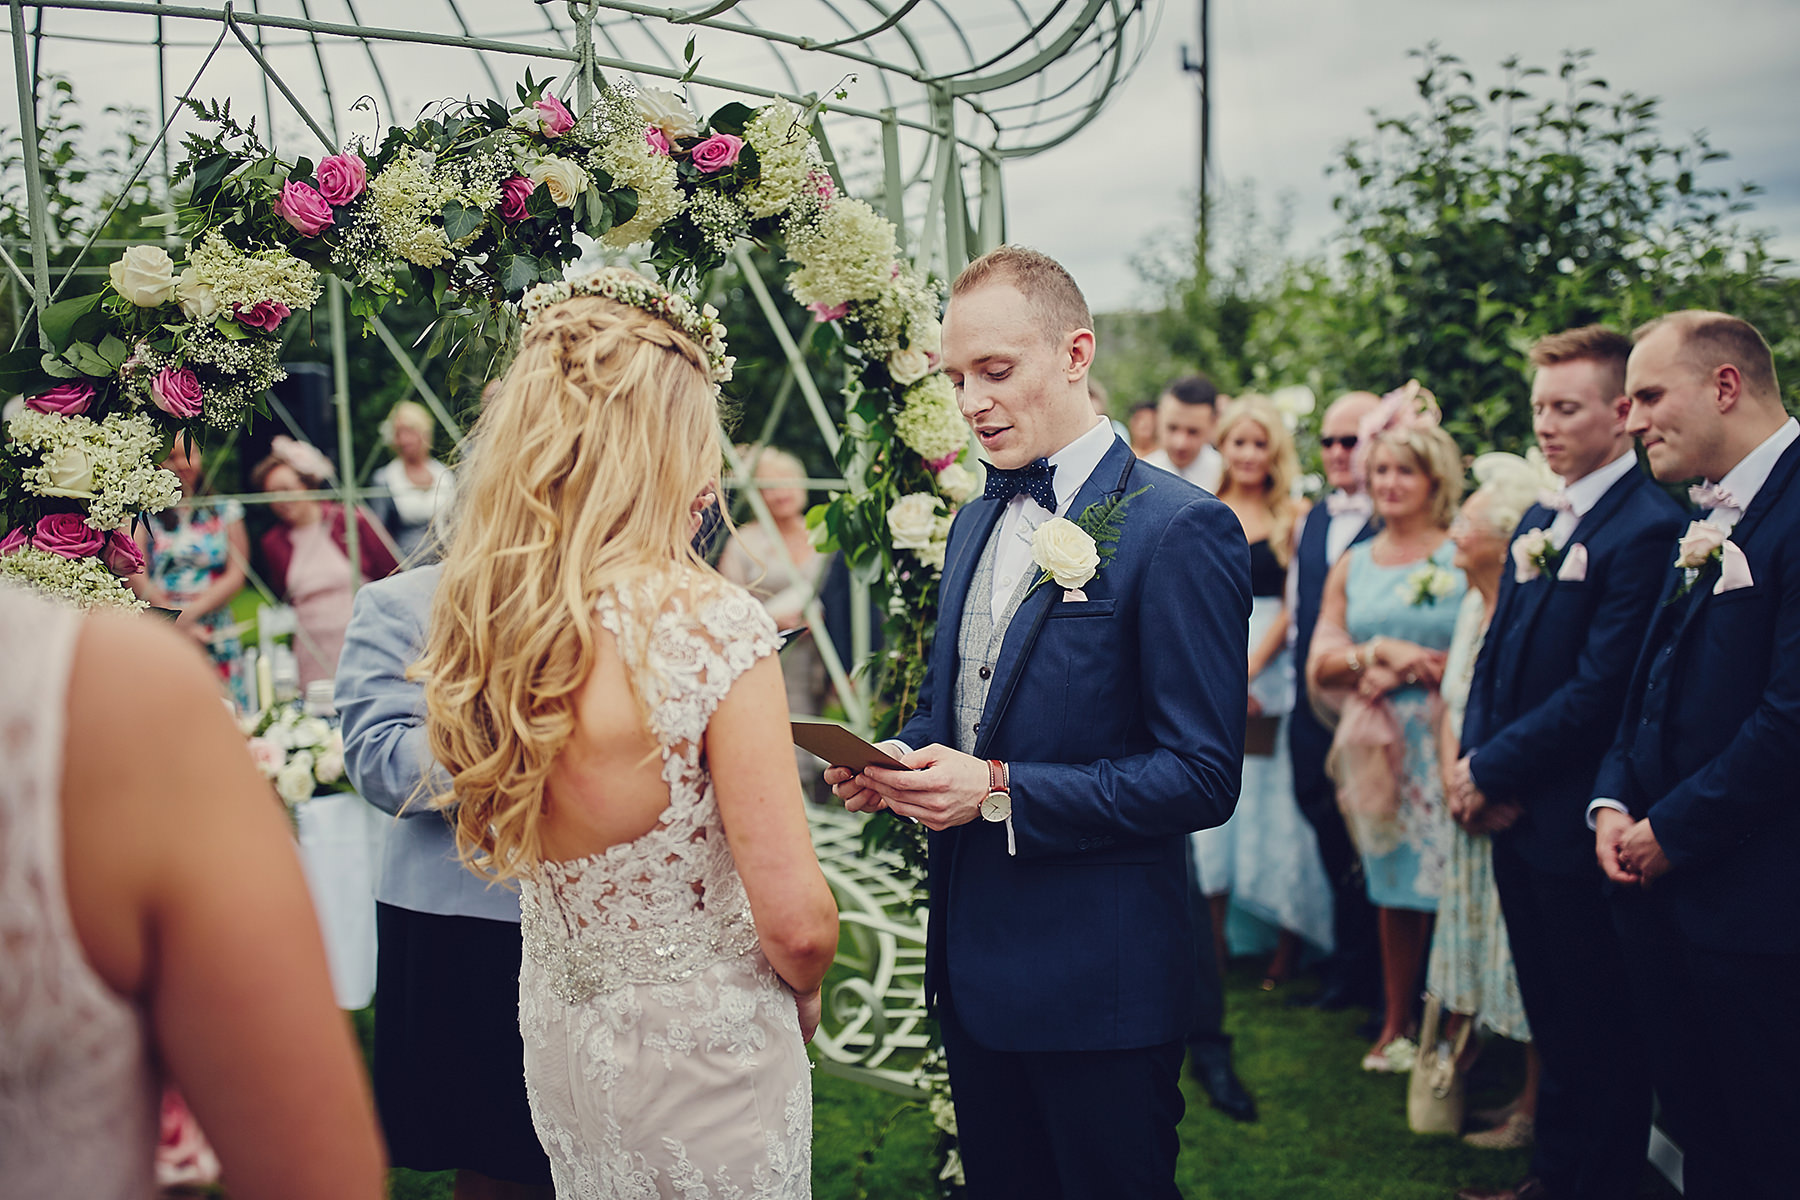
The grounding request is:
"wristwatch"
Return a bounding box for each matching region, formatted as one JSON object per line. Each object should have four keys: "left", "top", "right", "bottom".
{"left": 981, "top": 759, "right": 1012, "bottom": 822}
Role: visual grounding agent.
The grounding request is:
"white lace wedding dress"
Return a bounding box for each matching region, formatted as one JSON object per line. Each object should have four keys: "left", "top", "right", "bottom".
{"left": 518, "top": 580, "right": 814, "bottom": 1199}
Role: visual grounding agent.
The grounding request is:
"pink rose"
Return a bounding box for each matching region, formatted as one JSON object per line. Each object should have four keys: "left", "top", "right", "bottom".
{"left": 232, "top": 300, "right": 291, "bottom": 332}
{"left": 314, "top": 152, "right": 367, "bottom": 206}
{"left": 25, "top": 381, "right": 96, "bottom": 415}
{"left": 689, "top": 133, "right": 744, "bottom": 174}
{"left": 645, "top": 125, "right": 671, "bottom": 156}
{"left": 33, "top": 512, "right": 106, "bottom": 559}
{"left": 102, "top": 529, "right": 146, "bottom": 576}
{"left": 499, "top": 175, "right": 537, "bottom": 222}
{"left": 274, "top": 180, "right": 334, "bottom": 237}
{"left": 245, "top": 737, "right": 285, "bottom": 777}
{"left": 0, "top": 526, "right": 29, "bottom": 556}
{"left": 535, "top": 93, "right": 575, "bottom": 137}
{"left": 926, "top": 451, "right": 959, "bottom": 473}
{"left": 808, "top": 301, "right": 849, "bottom": 323}
{"left": 150, "top": 367, "right": 204, "bottom": 418}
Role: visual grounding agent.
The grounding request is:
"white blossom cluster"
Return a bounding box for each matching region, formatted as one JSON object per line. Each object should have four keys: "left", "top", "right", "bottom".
{"left": 590, "top": 86, "right": 686, "bottom": 248}
{"left": 893, "top": 375, "right": 967, "bottom": 463}
{"left": 685, "top": 189, "right": 749, "bottom": 257}
{"left": 739, "top": 100, "right": 824, "bottom": 220}
{"left": 783, "top": 196, "right": 899, "bottom": 311}
{"left": 185, "top": 232, "right": 322, "bottom": 311}
{"left": 8, "top": 409, "right": 179, "bottom": 530}
{"left": 0, "top": 546, "right": 145, "bottom": 610}
{"left": 851, "top": 264, "right": 944, "bottom": 360}
{"left": 244, "top": 703, "right": 346, "bottom": 807}
{"left": 366, "top": 145, "right": 501, "bottom": 267}
{"left": 183, "top": 323, "right": 287, "bottom": 430}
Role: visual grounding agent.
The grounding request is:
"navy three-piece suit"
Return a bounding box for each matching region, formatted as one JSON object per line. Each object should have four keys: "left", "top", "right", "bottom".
{"left": 1461, "top": 462, "right": 1684, "bottom": 1200}
{"left": 896, "top": 437, "right": 1249, "bottom": 1197}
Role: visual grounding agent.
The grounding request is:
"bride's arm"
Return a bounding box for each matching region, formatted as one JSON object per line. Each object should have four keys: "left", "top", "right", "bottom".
{"left": 709, "top": 653, "right": 840, "bottom": 1001}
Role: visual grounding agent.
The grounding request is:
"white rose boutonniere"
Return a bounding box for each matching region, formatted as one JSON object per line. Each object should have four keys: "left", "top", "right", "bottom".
{"left": 1025, "top": 484, "right": 1151, "bottom": 602}
{"left": 1511, "top": 528, "right": 1560, "bottom": 584}
{"left": 1397, "top": 563, "right": 1458, "bottom": 607}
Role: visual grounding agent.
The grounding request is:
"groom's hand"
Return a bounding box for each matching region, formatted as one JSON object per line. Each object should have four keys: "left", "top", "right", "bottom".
{"left": 859, "top": 744, "right": 989, "bottom": 831}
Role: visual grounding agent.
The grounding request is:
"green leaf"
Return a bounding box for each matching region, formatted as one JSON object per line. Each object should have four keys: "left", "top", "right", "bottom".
{"left": 0, "top": 348, "right": 48, "bottom": 395}
{"left": 441, "top": 200, "right": 483, "bottom": 244}
{"left": 525, "top": 185, "right": 557, "bottom": 220}
{"left": 68, "top": 343, "right": 113, "bottom": 375}
{"left": 708, "top": 102, "right": 755, "bottom": 137}
{"left": 39, "top": 290, "right": 105, "bottom": 352}
{"left": 612, "top": 186, "right": 639, "bottom": 228}
{"left": 39, "top": 353, "right": 79, "bottom": 379}
{"left": 499, "top": 252, "right": 540, "bottom": 296}
{"left": 189, "top": 153, "right": 235, "bottom": 197}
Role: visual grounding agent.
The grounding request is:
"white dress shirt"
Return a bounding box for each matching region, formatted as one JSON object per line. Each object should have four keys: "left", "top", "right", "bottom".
{"left": 1546, "top": 449, "right": 1637, "bottom": 549}
{"left": 1587, "top": 417, "right": 1800, "bottom": 827}
{"left": 1143, "top": 443, "right": 1222, "bottom": 494}
{"left": 988, "top": 417, "right": 1117, "bottom": 621}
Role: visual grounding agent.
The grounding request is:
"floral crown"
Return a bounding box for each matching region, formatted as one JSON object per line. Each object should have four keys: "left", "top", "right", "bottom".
{"left": 1353, "top": 378, "right": 1440, "bottom": 479}
{"left": 518, "top": 267, "right": 734, "bottom": 387}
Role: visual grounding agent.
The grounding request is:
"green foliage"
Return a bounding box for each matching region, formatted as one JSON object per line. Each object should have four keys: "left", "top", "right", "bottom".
{"left": 1131, "top": 46, "right": 1800, "bottom": 463}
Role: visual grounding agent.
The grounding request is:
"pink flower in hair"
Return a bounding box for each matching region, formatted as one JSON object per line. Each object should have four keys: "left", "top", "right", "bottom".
{"left": 1353, "top": 379, "right": 1440, "bottom": 482}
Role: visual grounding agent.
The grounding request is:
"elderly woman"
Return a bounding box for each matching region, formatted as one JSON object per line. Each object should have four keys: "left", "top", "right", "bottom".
{"left": 372, "top": 400, "right": 457, "bottom": 560}
{"left": 1308, "top": 383, "right": 1467, "bottom": 1072}
{"left": 253, "top": 438, "right": 399, "bottom": 690}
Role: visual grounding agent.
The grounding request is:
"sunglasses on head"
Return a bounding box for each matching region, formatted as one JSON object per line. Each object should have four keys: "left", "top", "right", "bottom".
{"left": 1320, "top": 435, "right": 1359, "bottom": 450}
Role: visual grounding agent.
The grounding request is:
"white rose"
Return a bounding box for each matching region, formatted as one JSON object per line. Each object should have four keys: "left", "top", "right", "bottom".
{"left": 291, "top": 716, "right": 333, "bottom": 750}
{"left": 261, "top": 723, "right": 294, "bottom": 752}
{"left": 39, "top": 444, "right": 96, "bottom": 498}
{"left": 509, "top": 107, "right": 544, "bottom": 134}
{"left": 245, "top": 736, "right": 284, "bottom": 777}
{"left": 888, "top": 346, "right": 933, "bottom": 387}
{"left": 918, "top": 516, "right": 952, "bottom": 571}
{"left": 274, "top": 752, "right": 317, "bottom": 806}
{"left": 525, "top": 155, "right": 590, "bottom": 208}
{"left": 887, "top": 492, "right": 942, "bottom": 551}
{"left": 174, "top": 269, "right": 219, "bottom": 320}
{"left": 314, "top": 743, "right": 345, "bottom": 786}
{"left": 636, "top": 87, "right": 698, "bottom": 139}
{"left": 1030, "top": 517, "right": 1100, "bottom": 589}
{"left": 1676, "top": 519, "right": 1729, "bottom": 569}
{"left": 936, "top": 460, "right": 980, "bottom": 504}
{"left": 108, "top": 244, "right": 176, "bottom": 307}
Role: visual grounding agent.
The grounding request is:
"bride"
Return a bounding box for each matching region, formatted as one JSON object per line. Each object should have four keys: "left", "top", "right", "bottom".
{"left": 415, "top": 268, "right": 839, "bottom": 1198}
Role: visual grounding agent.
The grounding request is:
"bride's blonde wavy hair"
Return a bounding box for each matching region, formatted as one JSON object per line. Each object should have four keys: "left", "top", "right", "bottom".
{"left": 413, "top": 288, "right": 722, "bottom": 880}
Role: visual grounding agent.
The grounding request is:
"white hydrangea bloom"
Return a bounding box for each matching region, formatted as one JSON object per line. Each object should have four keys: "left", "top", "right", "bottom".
{"left": 8, "top": 410, "right": 180, "bottom": 530}
{"left": 0, "top": 546, "right": 146, "bottom": 610}
{"left": 184, "top": 232, "right": 322, "bottom": 311}
{"left": 894, "top": 375, "right": 968, "bottom": 463}
{"left": 783, "top": 197, "right": 900, "bottom": 310}
{"left": 740, "top": 100, "right": 822, "bottom": 220}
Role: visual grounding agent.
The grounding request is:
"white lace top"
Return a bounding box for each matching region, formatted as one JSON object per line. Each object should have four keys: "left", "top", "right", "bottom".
{"left": 0, "top": 581, "right": 159, "bottom": 1197}
{"left": 516, "top": 577, "right": 813, "bottom": 1199}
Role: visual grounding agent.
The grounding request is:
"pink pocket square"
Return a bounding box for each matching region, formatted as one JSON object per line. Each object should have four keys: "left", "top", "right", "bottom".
{"left": 1556, "top": 543, "right": 1588, "bottom": 582}
{"left": 1714, "top": 540, "right": 1754, "bottom": 594}
{"left": 1061, "top": 588, "right": 1088, "bottom": 603}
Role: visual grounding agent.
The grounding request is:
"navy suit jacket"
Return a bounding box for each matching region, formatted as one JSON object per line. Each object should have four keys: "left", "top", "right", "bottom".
{"left": 897, "top": 438, "right": 1250, "bottom": 1053}
{"left": 1462, "top": 466, "right": 1686, "bottom": 877}
{"left": 1593, "top": 436, "right": 1800, "bottom": 954}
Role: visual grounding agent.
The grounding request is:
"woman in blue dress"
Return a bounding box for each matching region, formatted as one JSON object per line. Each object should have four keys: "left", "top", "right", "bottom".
{"left": 1191, "top": 398, "right": 1334, "bottom": 985}
{"left": 1308, "top": 384, "right": 1466, "bottom": 1071}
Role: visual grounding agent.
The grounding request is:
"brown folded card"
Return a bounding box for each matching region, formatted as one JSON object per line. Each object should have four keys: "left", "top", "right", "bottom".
{"left": 790, "top": 720, "right": 910, "bottom": 771}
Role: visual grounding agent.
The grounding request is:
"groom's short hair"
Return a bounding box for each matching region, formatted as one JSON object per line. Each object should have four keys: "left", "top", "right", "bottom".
{"left": 952, "top": 245, "right": 1093, "bottom": 345}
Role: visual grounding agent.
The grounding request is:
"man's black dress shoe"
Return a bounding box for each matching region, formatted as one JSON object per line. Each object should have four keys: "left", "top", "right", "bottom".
{"left": 1187, "top": 1052, "right": 1257, "bottom": 1122}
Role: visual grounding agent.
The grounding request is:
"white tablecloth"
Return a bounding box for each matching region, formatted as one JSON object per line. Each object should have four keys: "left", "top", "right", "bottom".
{"left": 295, "top": 792, "right": 390, "bottom": 1010}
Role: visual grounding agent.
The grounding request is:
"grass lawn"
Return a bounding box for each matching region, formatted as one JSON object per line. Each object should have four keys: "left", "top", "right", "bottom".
{"left": 360, "top": 966, "right": 1680, "bottom": 1199}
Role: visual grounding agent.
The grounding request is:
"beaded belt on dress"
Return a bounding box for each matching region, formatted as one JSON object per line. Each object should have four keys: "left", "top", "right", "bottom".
{"left": 521, "top": 900, "right": 760, "bottom": 1007}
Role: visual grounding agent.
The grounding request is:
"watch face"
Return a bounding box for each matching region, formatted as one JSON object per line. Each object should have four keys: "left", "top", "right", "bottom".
{"left": 981, "top": 790, "right": 1011, "bottom": 822}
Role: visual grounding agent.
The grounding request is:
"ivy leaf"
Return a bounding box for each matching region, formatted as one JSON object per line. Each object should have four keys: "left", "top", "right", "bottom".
{"left": 68, "top": 342, "right": 113, "bottom": 376}
{"left": 441, "top": 201, "right": 483, "bottom": 244}
{"left": 499, "top": 252, "right": 540, "bottom": 295}
{"left": 612, "top": 186, "right": 639, "bottom": 227}
{"left": 189, "top": 153, "right": 235, "bottom": 198}
{"left": 582, "top": 187, "right": 613, "bottom": 238}
{"left": 525, "top": 186, "right": 558, "bottom": 220}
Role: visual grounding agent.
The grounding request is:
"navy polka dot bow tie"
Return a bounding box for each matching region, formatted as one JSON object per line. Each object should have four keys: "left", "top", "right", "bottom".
{"left": 982, "top": 457, "right": 1058, "bottom": 510}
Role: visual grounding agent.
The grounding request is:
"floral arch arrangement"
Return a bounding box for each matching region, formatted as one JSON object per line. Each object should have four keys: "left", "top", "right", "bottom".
{"left": 1, "top": 74, "right": 973, "bottom": 729}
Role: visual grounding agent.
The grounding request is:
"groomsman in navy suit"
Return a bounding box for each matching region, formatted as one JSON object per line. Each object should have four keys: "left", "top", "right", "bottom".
{"left": 1588, "top": 312, "right": 1800, "bottom": 1200}
{"left": 1452, "top": 326, "right": 1685, "bottom": 1200}
{"left": 829, "top": 246, "right": 1249, "bottom": 1199}
{"left": 1288, "top": 389, "right": 1382, "bottom": 1010}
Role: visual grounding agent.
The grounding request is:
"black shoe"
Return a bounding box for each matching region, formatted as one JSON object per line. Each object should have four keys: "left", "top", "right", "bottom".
{"left": 1187, "top": 1052, "right": 1258, "bottom": 1122}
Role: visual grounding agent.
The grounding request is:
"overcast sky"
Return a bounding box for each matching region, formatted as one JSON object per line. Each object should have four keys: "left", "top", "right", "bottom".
{"left": 1008, "top": 0, "right": 1800, "bottom": 310}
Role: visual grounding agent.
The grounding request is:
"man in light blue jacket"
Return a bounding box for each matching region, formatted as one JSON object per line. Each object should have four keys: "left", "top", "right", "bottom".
{"left": 337, "top": 563, "right": 551, "bottom": 1197}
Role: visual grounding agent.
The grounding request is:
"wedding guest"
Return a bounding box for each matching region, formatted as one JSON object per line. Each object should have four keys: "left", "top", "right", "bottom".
{"left": 1191, "top": 397, "right": 1332, "bottom": 986}
{"left": 1128, "top": 399, "right": 1160, "bottom": 458}
{"left": 415, "top": 269, "right": 838, "bottom": 1193}
{"left": 1427, "top": 454, "right": 1543, "bottom": 1152}
{"left": 830, "top": 246, "right": 1250, "bottom": 1196}
{"left": 1144, "top": 373, "right": 1224, "bottom": 491}
{"left": 1589, "top": 312, "right": 1799, "bottom": 1200}
{"left": 253, "top": 437, "right": 399, "bottom": 690}
{"left": 337, "top": 553, "right": 554, "bottom": 1198}
{"left": 1308, "top": 383, "right": 1465, "bottom": 1073}
{"left": 0, "top": 577, "right": 384, "bottom": 1197}
{"left": 1288, "top": 390, "right": 1383, "bottom": 1012}
{"left": 371, "top": 400, "right": 457, "bottom": 561}
{"left": 1451, "top": 325, "right": 1684, "bottom": 1200}
{"left": 129, "top": 432, "right": 254, "bottom": 712}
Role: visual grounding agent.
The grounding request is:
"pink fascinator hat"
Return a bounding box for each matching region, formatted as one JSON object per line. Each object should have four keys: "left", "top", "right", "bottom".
{"left": 1352, "top": 379, "right": 1440, "bottom": 482}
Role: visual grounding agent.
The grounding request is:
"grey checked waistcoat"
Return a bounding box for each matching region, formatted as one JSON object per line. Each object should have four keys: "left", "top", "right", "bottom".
{"left": 953, "top": 519, "right": 1037, "bottom": 756}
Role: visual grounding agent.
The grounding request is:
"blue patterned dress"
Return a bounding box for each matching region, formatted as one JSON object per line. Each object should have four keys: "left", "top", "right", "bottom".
{"left": 147, "top": 499, "right": 252, "bottom": 713}
{"left": 1342, "top": 539, "right": 1464, "bottom": 912}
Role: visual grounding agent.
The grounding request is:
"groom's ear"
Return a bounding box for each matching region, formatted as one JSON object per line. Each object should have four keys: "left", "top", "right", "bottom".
{"left": 1065, "top": 328, "right": 1096, "bottom": 381}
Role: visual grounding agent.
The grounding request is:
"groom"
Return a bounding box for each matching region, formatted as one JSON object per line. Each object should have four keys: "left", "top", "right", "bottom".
{"left": 829, "top": 246, "right": 1249, "bottom": 1198}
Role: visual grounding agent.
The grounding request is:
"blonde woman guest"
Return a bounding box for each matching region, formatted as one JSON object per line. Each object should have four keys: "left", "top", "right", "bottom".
{"left": 1191, "top": 398, "right": 1334, "bottom": 987}
{"left": 414, "top": 269, "right": 838, "bottom": 1196}
{"left": 1428, "top": 455, "right": 1543, "bottom": 1148}
{"left": 1308, "top": 383, "right": 1466, "bottom": 1072}
{"left": 130, "top": 433, "right": 253, "bottom": 712}
{"left": 0, "top": 577, "right": 384, "bottom": 1198}
{"left": 372, "top": 400, "right": 457, "bottom": 560}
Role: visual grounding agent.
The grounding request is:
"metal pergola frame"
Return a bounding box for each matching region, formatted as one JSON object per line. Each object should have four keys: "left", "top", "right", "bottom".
{"left": 5, "top": 0, "right": 1159, "bottom": 726}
